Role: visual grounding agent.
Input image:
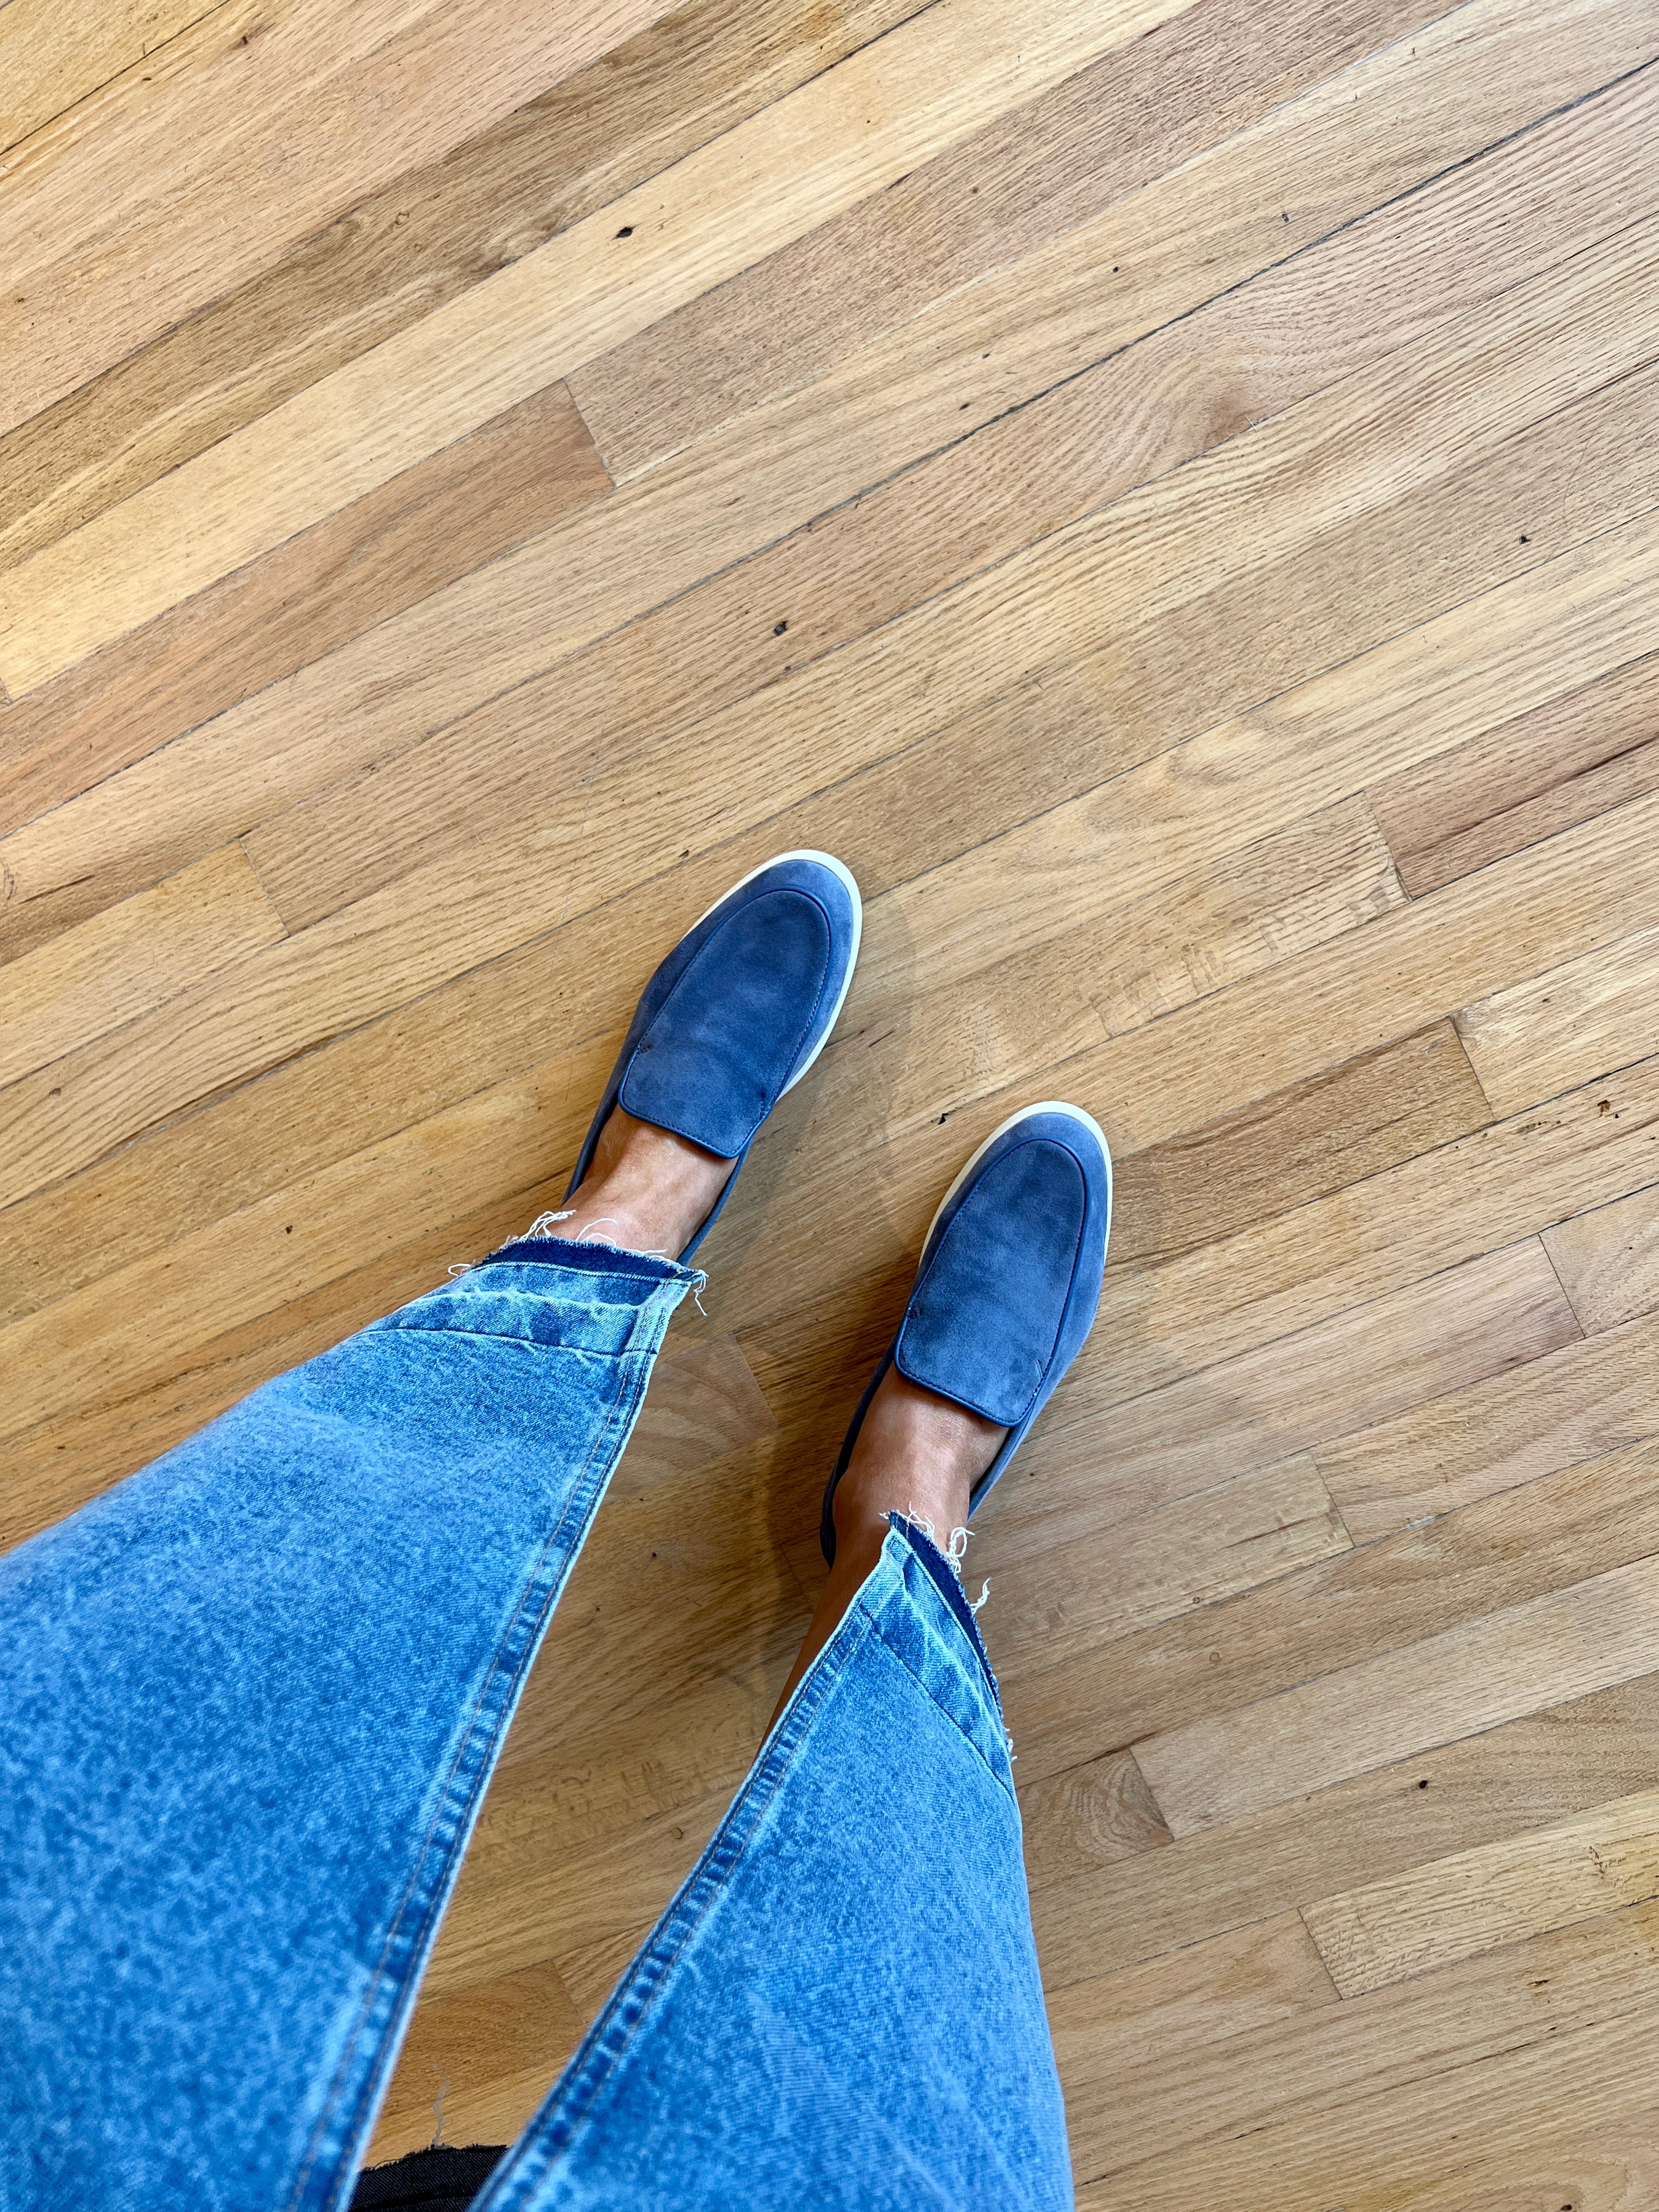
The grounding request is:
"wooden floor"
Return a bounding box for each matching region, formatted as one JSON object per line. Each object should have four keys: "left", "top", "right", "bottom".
{"left": 4, "top": 0, "right": 1659, "bottom": 2197}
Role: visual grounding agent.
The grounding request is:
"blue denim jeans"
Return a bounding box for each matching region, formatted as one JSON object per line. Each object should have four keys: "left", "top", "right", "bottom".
{"left": 0, "top": 1240, "right": 1072, "bottom": 2211}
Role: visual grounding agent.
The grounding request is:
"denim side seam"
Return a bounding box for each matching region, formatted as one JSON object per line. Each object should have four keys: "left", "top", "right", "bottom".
{"left": 475, "top": 1605, "right": 877, "bottom": 2211}
{"left": 290, "top": 1312, "right": 674, "bottom": 2212}
{"left": 863, "top": 1585, "right": 1017, "bottom": 1810}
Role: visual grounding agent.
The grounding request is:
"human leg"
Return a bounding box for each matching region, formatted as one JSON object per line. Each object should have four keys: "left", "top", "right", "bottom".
{"left": 0, "top": 853, "right": 862, "bottom": 2212}
{"left": 464, "top": 1104, "right": 1110, "bottom": 2212}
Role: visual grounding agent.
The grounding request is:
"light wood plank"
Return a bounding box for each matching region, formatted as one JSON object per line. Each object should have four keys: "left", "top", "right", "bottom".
{"left": 990, "top": 1458, "right": 1351, "bottom": 1681}
{"left": 1031, "top": 1673, "right": 1659, "bottom": 1986}
{"left": 988, "top": 1240, "right": 1578, "bottom": 1570}
{"left": 368, "top": 1959, "right": 580, "bottom": 2162}
{"left": 1028, "top": 1050, "right": 1659, "bottom": 1458}
{"left": 1049, "top": 1913, "right": 1337, "bottom": 2106}
{"left": 1005, "top": 1435, "right": 1659, "bottom": 1789}
{"left": 1303, "top": 1783, "right": 1659, "bottom": 1996}
{"left": 1088, "top": 797, "right": 1404, "bottom": 1041}
{"left": 0, "top": 382, "right": 611, "bottom": 866}
{"left": 1318, "top": 1304, "right": 1659, "bottom": 1542}
{"left": 1369, "top": 648, "right": 1659, "bottom": 897}
{"left": 0, "top": 0, "right": 1183, "bottom": 692}
{"left": 16, "top": 57, "right": 1654, "bottom": 947}
{"left": 1075, "top": 1912, "right": 1659, "bottom": 2207}
{"left": 1459, "top": 916, "right": 1659, "bottom": 1118}
{"left": 1137, "top": 1554, "right": 1659, "bottom": 1838}
{"left": 1066, "top": 1884, "right": 1659, "bottom": 2194}
{"left": 0, "top": 843, "right": 283, "bottom": 1087}
{"left": 1018, "top": 1753, "right": 1172, "bottom": 1893}
{"left": 1544, "top": 1180, "right": 1659, "bottom": 1333}
{"left": 0, "top": 0, "right": 224, "bottom": 156}
{"left": 228, "top": 31, "right": 1659, "bottom": 930}
{"left": 573, "top": 0, "right": 1451, "bottom": 476}
{"left": 0, "top": 0, "right": 920, "bottom": 576}
{"left": 0, "top": 0, "right": 676, "bottom": 439}
{"left": 1377, "top": 2104, "right": 1659, "bottom": 2212}
{"left": 1106, "top": 1021, "right": 1487, "bottom": 1269}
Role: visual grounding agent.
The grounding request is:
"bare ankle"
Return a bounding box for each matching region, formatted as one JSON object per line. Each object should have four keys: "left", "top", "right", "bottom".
{"left": 559, "top": 1109, "right": 734, "bottom": 1257}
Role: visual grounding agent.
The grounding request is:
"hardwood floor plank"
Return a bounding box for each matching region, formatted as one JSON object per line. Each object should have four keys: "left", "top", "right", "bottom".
{"left": 1458, "top": 915, "right": 1659, "bottom": 1118}
{"left": 1031, "top": 1672, "right": 1659, "bottom": 1984}
{"left": 1075, "top": 1919, "right": 1659, "bottom": 2207}
{"left": 719, "top": 766, "right": 1659, "bottom": 1408}
{"left": 1544, "top": 1179, "right": 1659, "bottom": 1333}
{"left": 1005, "top": 1435, "right": 1659, "bottom": 1789}
{"left": 1303, "top": 1783, "right": 1659, "bottom": 1996}
{"left": 1136, "top": 1554, "right": 1659, "bottom": 1838}
{"left": 19, "top": 60, "right": 1655, "bottom": 950}
{"left": 1318, "top": 1304, "right": 1659, "bottom": 1543}
{"left": 0, "top": 0, "right": 226, "bottom": 157}
{"left": 0, "top": 843, "right": 283, "bottom": 1088}
{"left": 989, "top": 1457, "right": 1351, "bottom": 1682}
{"left": 0, "top": 383, "right": 610, "bottom": 877}
{"left": 1048, "top": 1913, "right": 1338, "bottom": 2112}
{"left": 986, "top": 1240, "right": 1578, "bottom": 1572}
{"left": 0, "top": 0, "right": 922, "bottom": 576}
{"left": 1379, "top": 2104, "right": 1659, "bottom": 2212}
{"left": 1368, "top": 648, "right": 1659, "bottom": 897}
{"left": 239, "top": 35, "right": 1659, "bottom": 937}
{"left": 1018, "top": 1753, "right": 1172, "bottom": 1894}
{"left": 1029, "top": 1051, "right": 1659, "bottom": 1458}
{"left": 573, "top": 0, "right": 1452, "bottom": 477}
{"left": 1087, "top": 798, "right": 1404, "bottom": 1042}
{"left": 368, "top": 1959, "right": 580, "bottom": 2163}
{"left": 1071, "top": 1892, "right": 1659, "bottom": 2198}
{"left": 0, "top": 0, "right": 676, "bottom": 440}
{"left": 1106, "top": 1022, "right": 1487, "bottom": 1270}
{"left": 0, "top": 0, "right": 1181, "bottom": 694}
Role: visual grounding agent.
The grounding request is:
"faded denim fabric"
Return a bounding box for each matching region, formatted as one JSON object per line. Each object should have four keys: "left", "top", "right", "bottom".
{"left": 0, "top": 1240, "right": 1071, "bottom": 2212}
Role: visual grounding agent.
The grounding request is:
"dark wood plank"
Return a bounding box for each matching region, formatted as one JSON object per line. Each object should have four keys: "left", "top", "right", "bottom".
{"left": 1369, "top": 649, "right": 1659, "bottom": 896}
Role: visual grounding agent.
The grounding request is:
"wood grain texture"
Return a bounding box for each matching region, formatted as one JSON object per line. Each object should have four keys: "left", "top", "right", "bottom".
{"left": 572, "top": 0, "right": 1455, "bottom": 476}
{"left": 1458, "top": 916, "right": 1659, "bottom": 1118}
{"left": 0, "top": 0, "right": 1180, "bottom": 693}
{"left": 0, "top": 381, "right": 610, "bottom": 870}
{"left": 0, "top": 0, "right": 678, "bottom": 437}
{"left": 1007, "top": 1435, "right": 1659, "bottom": 1787}
{"left": 0, "top": 843, "right": 282, "bottom": 1087}
{"left": 0, "top": 0, "right": 224, "bottom": 156}
{"left": 1319, "top": 1304, "right": 1659, "bottom": 1541}
{"left": 1544, "top": 1179, "right": 1659, "bottom": 1333}
{"left": 1303, "top": 1782, "right": 1659, "bottom": 1995}
{"left": 1137, "top": 1554, "right": 1659, "bottom": 1837}
{"left": 1369, "top": 648, "right": 1659, "bottom": 897}
{"left": 0, "top": 0, "right": 921, "bottom": 575}
{"left": 16, "top": 49, "right": 1651, "bottom": 951}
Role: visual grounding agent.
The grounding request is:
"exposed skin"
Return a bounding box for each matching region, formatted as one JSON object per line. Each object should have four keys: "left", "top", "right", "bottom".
{"left": 559, "top": 1107, "right": 1006, "bottom": 1733}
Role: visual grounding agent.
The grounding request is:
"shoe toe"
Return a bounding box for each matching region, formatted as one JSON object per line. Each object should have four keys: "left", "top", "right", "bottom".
{"left": 623, "top": 863, "right": 858, "bottom": 1159}
{"left": 896, "top": 1124, "right": 1103, "bottom": 1428}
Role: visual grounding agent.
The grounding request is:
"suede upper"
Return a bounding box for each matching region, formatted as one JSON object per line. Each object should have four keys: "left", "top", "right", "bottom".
{"left": 822, "top": 1106, "right": 1110, "bottom": 1563}
{"left": 566, "top": 854, "right": 861, "bottom": 1259}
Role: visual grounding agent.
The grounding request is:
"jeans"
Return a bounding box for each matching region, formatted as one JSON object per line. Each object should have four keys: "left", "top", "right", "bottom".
{"left": 0, "top": 1239, "right": 1072, "bottom": 2211}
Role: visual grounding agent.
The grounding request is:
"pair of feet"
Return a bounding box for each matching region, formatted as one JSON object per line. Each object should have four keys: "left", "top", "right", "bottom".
{"left": 541, "top": 853, "right": 1112, "bottom": 1719}
{"left": 563, "top": 1105, "right": 1008, "bottom": 1709}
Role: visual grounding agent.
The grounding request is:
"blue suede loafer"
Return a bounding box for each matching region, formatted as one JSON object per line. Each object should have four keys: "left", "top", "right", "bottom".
{"left": 564, "top": 851, "right": 862, "bottom": 1260}
{"left": 820, "top": 1102, "right": 1111, "bottom": 1563}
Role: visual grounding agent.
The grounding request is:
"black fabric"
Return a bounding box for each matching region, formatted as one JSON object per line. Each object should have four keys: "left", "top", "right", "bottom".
{"left": 349, "top": 2144, "right": 508, "bottom": 2210}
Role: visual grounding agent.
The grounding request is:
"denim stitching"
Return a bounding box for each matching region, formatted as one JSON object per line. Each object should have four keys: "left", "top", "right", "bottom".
{"left": 291, "top": 1290, "right": 676, "bottom": 2212}
{"left": 473, "top": 1606, "right": 873, "bottom": 2210}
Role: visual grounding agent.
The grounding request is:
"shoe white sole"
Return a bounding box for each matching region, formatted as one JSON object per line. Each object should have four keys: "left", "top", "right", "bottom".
{"left": 925, "top": 1099, "right": 1114, "bottom": 1251}
{"left": 684, "top": 848, "right": 863, "bottom": 1094}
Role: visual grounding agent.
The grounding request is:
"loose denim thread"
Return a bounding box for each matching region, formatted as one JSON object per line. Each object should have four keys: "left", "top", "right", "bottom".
{"left": 521, "top": 1208, "right": 709, "bottom": 1313}
{"left": 904, "top": 1513, "right": 992, "bottom": 1617}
